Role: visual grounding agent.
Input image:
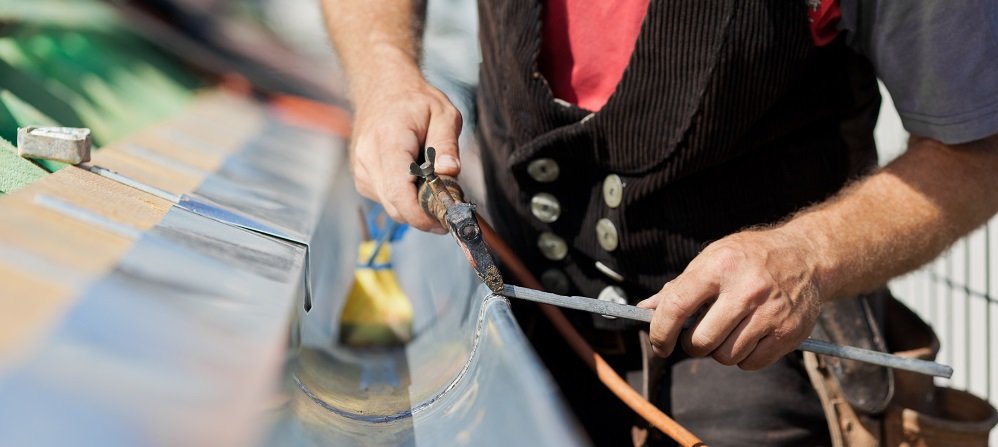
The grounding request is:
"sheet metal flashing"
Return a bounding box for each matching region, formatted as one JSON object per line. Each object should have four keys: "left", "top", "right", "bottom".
{"left": 0, "top": 101, "right": 584, "bottom": 445}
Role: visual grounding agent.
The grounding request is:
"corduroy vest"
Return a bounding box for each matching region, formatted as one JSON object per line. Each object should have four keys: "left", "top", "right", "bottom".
{"left": 476, "top": 0, "right": 881, "bottom": 301}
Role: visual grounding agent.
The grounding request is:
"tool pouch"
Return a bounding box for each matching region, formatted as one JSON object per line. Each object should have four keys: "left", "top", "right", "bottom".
{"left": 805, "top": 290, "right": 892, "bottom": 446}
{"left": 805, "top": 290, "right": 998, "bottom": 446}
{"left": 814, "top": 291, "right": 895, "bottom": 415}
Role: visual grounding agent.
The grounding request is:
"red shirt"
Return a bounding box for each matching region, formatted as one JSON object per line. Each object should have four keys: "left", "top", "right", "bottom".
{"left": 539, "top": 0, "right": 650, "bottom": 112}
{"left": 539, "top": 1, "right": 841, "bottom": 113}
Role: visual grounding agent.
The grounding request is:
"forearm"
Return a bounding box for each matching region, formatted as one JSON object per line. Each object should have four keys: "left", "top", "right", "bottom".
{"left": 321, "top": 0, "right": 463, "bottom": 232}
{"left": 781, "top": 134, "right": 998, "bottom": 301}
{"left": 320, "top": 0, "right": 428, "bottom": 101}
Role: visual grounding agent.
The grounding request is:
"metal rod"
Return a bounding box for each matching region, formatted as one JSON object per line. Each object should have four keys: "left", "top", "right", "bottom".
{"left": 80, "top": 163, "right": 181, "bottom": 204}
{"left": 501, "top": 284, "right": 954, "bottom": 378}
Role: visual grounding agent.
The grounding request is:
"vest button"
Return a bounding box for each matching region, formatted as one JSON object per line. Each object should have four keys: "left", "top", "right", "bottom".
{"left": 530, "top": 193, "right": 561, "bottom": 223}
{"left": 537, "top": 232, "right": 568, "bottom": 261}
{"left": 602, "top": 174, "right": 623, "bottom": 208}
{"left": 597, "top": 285, "right": 628, "bottom": 319}
{"left": 527, "top": 158, "right": 560, "bottom": 183}
{"left": 540, "top": 269, "right": 571, "bottom": 295}
{"left": 596, "top": 218, "right": 619, "bottom": 252}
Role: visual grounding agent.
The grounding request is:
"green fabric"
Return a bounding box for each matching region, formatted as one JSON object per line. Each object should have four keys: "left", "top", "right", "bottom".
{"left": 0, "top": 138, "right": 47, "bottom": 195}
{"left": 0, "top": 0, "right": 202, "bottom": 191}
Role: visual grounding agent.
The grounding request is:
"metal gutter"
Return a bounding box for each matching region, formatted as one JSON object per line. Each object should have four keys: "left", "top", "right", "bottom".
{"left": 0, "top": 96, "right": 584, "bottom": 446}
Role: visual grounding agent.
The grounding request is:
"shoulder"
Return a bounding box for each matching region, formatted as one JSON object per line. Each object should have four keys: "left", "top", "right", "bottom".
{"left": 839, "top": 0, "right": 998, "bottom": 144}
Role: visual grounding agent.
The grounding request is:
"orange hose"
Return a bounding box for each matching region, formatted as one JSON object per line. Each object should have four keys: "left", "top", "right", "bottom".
{"left": 479, "top": 218, "right": 706, "bottom": 447}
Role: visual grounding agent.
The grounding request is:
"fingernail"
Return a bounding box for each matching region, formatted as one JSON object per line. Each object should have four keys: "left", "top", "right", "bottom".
{"left": 436, "top": 155, "right": 460, "bottom": 171}
{"left": 636, "top": 299, "right": 652, "bottom": 308}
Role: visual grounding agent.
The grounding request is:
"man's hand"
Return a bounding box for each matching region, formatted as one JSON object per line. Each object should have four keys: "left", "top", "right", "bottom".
{"left": 638, "top": 229, "right": 822, "bottom": 370}
{"left": 638, "top": 134, "right": 998, "bottom": 370}
{"left": 349, "top": 60, "right": 462, "bottom": 233}
{"left": 322, "top": 0, "right": 460, "bottom": 233}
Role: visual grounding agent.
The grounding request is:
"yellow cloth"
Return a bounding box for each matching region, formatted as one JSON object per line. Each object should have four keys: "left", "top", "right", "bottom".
{"left": 338, "top": 241, "right": 413, "bottom": 346}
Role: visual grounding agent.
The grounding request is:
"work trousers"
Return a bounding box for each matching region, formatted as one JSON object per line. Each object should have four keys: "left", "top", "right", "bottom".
{"left": 513, "top": 304, "right": 831, "bottom": 447}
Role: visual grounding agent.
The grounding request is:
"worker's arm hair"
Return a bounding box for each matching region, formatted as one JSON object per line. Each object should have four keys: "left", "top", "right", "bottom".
{"left": 779, "top": 133, "right": 998, "bottom": 302}
{"left": 320, "top": 0, "right": 428, "bottom": 102}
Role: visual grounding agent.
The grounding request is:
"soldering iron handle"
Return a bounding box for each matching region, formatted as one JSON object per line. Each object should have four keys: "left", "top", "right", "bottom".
{"left": 417, "top": 175, "right": 464, "bottom": 229}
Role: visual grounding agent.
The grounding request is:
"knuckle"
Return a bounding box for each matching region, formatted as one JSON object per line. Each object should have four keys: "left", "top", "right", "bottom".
{"left": 684, "top": 346, "right": 707, "bottom": 358}
{"left": 740, "top": 276, "right": 772, "bottom": 304}
{"left": 649, "top": 325, "right": 666, "bottom": 346}
{"left": 382, "top": 204, "right": 403, "bottom": 223}
{"left": 648, "top": 329, "right": 673, "bottom": 357}
{"left": 713, "top": 351, "right": 737, "bottom": 366}
{"left": 738, "top": 357, "right": 766, "bottom": 371}
{"left": 353, "top": 179, "right": 373, "bottom": 199}
{"left": 409, "top": 217, "right": 436, "bottom": 232}
{"left": 691, "top": 332, "right": 716, "bottom": 350}
{"left": 442, "top": 103, "right": 462, "bottom": 123}
{"left": 710, "top": 245, "right": 746, "bottom": 275}
{"left": 650, "top": 345, "right": 668, "bottom": 358}
{"left": 367, "top": 121, "right": 395, "bottom": 138}
{"left": 664, "top": 295, "right": 693, "bottom": 318}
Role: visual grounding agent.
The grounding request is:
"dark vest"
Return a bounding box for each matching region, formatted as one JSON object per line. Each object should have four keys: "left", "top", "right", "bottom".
{"left": 476, "top": 0, "right": 881, "bottom": 301}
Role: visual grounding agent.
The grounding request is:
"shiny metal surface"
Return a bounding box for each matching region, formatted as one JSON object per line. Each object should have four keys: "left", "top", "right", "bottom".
{"left": 0, "top": 206, "right": 306, "bottom": 447}
{"left": 0, "top": 103, "right": 584, "bottom": 446}
{"left": 596, "top": 285, "right": 628, "bottom": 320}
{"left": 272, "top": 289, "right": 584, "bottom": 447}
{"left": 187, "top": 122, "right": 340, "bottom": 244}
{"left": 501, "top": 285, "right": 954, "bottom": 379}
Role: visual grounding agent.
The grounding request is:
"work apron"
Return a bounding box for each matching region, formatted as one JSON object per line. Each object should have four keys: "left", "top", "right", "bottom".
{"left": 476, "top": 1, "right": 884, "bottom": 445}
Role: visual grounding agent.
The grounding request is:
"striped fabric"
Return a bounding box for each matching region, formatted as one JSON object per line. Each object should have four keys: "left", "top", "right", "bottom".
{"left": 477, "top": 0, "right": 882, "bottom": 301}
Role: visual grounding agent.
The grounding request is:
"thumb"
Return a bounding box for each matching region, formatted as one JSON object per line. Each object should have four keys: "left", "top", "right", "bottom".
{"left": 425, "top": 107, "right": 463, "bottom": 177}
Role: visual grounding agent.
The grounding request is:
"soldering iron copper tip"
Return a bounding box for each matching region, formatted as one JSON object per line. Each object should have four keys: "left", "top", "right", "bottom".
{"left": 482, "top": 263, "right": 504, "bottom": 295}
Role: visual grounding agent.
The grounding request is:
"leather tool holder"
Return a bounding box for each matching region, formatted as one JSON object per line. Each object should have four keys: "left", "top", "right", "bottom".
{"left": 806, "top": 290, "right": 998, "bottom": 446}
{"left": 815, "top": 291, "right": 895, "bottom": 415}
{"left": 803, "top": 291, "right": 892, "bottom": 446}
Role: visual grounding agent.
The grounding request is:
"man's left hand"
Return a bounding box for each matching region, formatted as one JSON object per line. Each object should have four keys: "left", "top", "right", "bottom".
{"left": 637, "top": 228, "right": 823, "bottom": 370}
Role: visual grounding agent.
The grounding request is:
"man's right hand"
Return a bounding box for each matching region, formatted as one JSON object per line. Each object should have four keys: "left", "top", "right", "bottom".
{"left": 321, "top": 0, "right": 460, "bottom": 233}
{"left": 349, "top": 58, "right": 463, "bottom": 234}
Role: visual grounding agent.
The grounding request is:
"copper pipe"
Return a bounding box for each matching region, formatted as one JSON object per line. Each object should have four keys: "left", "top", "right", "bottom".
{"left": 478, "top": 217, "right": 706, "bottom": 447}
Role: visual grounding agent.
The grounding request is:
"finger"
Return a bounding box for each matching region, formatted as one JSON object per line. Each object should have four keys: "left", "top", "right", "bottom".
{"left": 636, "top": 294, "right": 661, "bottom": 309}
{"left": 681, "top": 293, "right": 750, "bottom": 357}
{"left": 377, "top": 140, "right": 442, "bottom": 232}
{"left": 424, "top": 103, "right": 463, "bottom": 177}
{"left": 648, "top": 274, "right": 719, "bottom": 358}
{"left": 737, "top": 335, "right": 785, "bottom": 371}
{"left": 352, "top": 162, "right": 376, "bottom": 200}
{"left": 710, "top": 316, "right": 762, "bottom": 366}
